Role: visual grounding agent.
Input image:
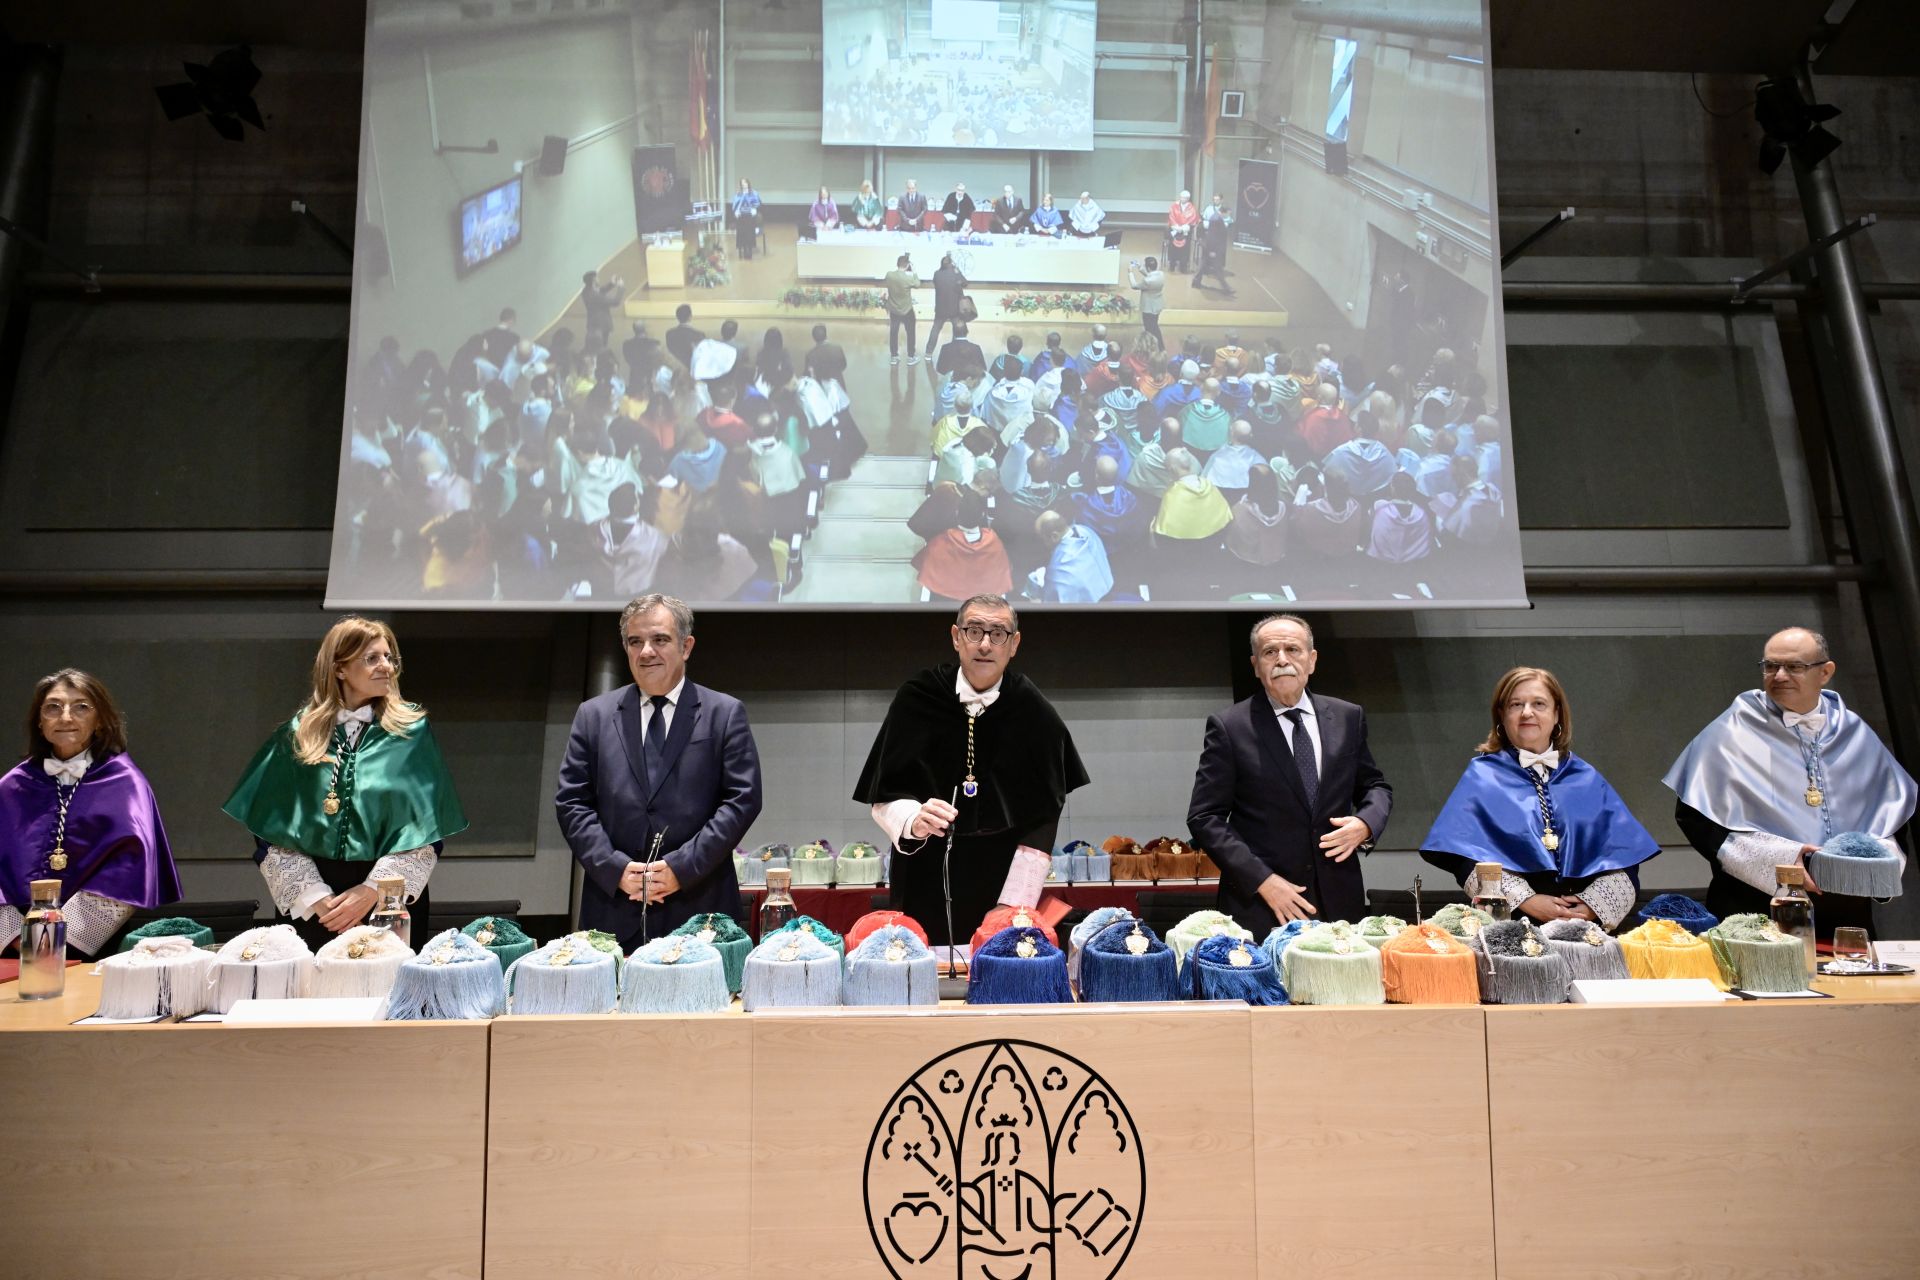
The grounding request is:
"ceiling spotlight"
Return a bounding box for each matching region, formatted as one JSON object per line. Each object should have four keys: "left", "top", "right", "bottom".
{"left": 1753, "top": 78, "right": 1840, "bottom": 175}
{"left": 154, "top": 45, "right": 265, "bottom": 142}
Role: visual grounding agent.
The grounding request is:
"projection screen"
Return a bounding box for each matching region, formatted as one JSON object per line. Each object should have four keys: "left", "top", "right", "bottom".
{"left": 329, "top": 0, "right": 1524, "bottom": 611}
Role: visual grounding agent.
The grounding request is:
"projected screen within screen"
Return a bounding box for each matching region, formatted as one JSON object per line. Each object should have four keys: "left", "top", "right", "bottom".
{"left": 822, "top": 0, "right": 1097, "bottom": 151}
{"left": 332, "top": 1, "right": 1522, "bottom": 612}
{"left": 458, "top": 177, "right": 522, "bottom": 274}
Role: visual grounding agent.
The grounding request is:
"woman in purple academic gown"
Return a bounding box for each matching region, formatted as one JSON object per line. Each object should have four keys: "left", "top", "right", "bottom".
{"left": 1421, "top": 666, "right": 1660, "bottom": 932}
{"left": 0, "top": 669, "right": 180, "bottom": 958}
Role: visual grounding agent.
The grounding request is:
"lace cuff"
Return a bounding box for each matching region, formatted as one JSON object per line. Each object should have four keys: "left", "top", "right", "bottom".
{"left": 0, "top": 903, "right": 19, "bottom": 952}
{"left": 260, "top": 847, "right": 332, "bottom": 919}
{"left": 872, "top": 800, "right": 930, "bottom": 855}
{"left": 365, "top": 846, "right": 437, "bottom": 903}
{"left": 66, "top": 891, "right": 135, "bottom": 957}
{"left": 1575, "top": 871, "right": 1635, "bottom": 931}
{"left": 1718, "top": 830, "right": 1803, "bottom": 896}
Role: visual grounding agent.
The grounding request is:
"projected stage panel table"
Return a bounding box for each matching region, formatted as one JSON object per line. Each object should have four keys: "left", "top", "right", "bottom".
{"left": 797, "top": 228, "right": 1121, "bottom": 286}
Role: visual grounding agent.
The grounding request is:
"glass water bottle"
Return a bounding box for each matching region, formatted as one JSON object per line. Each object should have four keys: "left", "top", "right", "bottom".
{"left": 1770, "top": 863, "right": 1817, "bottom": 980}
{"left": 19, "top": 878, "right": 67, "bottom": 1001}
{"left": 759, "top": 867, "right": 798, "bottom": 937}
{"left": 366, "top": 875, "right": 411, "bottom": 949}
{"left": 1472, "top": 861, "right": 1514, "bottom": 923}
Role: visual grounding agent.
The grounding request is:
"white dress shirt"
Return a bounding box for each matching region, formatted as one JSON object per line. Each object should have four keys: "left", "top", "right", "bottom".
{"left": 641, "top": 677, "right": 687, "bottom": 739}
{"left": 1271, "top": 690, "right": 1322, "bottom": 774}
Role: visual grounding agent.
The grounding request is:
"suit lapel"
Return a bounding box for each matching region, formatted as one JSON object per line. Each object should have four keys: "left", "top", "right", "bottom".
{"left": 647, "top": 682, "right": 702, "bottom": 800}
{"left": 1317, "top": 698, "right": 1347, "bottom": 792}
{"left": 615, "top": 686, "right": 652, "bottom": 796}
{"left": 1251, "top": 692, "right": 1310, "bottom": 811}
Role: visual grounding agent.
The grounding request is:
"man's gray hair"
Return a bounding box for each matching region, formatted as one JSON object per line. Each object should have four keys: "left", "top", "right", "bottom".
{"left": 620, "top": 593, "right": 695, "bottom": 641}
{"left": 955, "top": 594, "right": 1019, "bottom": 631}
{"left": 1771, "top": 626, "right": 1831, "bottom": 662}
{"left": 1250, "top": 612, "right": 1314, "bottom": 653}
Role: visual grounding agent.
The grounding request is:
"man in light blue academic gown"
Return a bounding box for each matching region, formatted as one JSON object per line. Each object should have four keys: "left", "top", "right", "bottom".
{"left": 556, "top": 594, "right": 763, "bottom": 948}
{"left": 1665, "top": 626, "right": 1915, "bottom": 934}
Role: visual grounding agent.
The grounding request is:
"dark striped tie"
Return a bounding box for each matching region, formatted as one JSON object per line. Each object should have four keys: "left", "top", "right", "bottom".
{"left": 644, "top": 695, "right": 670, "bottom": 780}
{"left": 1285, "top": 708, "right": 1319, "bottom": 812}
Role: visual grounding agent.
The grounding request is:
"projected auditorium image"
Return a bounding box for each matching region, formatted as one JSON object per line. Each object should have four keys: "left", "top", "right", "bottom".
{"left": 333, "top": 0, "right": 1517, "bottom": 610}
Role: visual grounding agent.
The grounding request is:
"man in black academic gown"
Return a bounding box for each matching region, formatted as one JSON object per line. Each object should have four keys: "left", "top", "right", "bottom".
{"left": 940, "top": 182, "right": 977, "bottom": 231}
{"left": 856, "top": 594, "right": 1089, "bottom": 945}
{"left": 1188, "top": 613, "right": 1392, "bottom": 933}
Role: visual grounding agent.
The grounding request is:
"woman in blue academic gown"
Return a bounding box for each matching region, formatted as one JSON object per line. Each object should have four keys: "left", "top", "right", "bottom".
{"left": 1421, "top": 666, "right": 1659, "bottom": 931}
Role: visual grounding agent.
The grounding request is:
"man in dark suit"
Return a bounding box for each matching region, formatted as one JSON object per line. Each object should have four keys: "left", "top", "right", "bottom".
{"left": 664, "top": 304, "right": 704, "bottom": 371}
{"left": 924, "top": 254, "right": 968, "bottom": 359}
{"left": 806, "top": 323, "right": 847, "bottom": 383}
{"left": 991, "top": 184, "right": 1029, "bottom": 234}
{"left": 556, "top": 593, "right": 763, "bottom": 948}
{"left": 1188, "top": 613, "right": 1392, "bottom": 933}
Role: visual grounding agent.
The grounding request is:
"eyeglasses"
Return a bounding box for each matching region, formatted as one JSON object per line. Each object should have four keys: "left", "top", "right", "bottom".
{"left": 958, "top": 625, "right": 1015, "bottom": 647}
{"left": 357, "top": 652, "right": 401, "bottom": 673}
{"left": 40, "top": 699, "right": 94, "bottom": 719}
{"left": 1759, "top": 660, "right": 1827, "bottom": 676}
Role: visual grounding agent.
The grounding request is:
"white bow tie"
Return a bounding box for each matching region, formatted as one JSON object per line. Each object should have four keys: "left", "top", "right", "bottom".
{"left": 337, "top": 705, "right": 375, "bottom": 726}
{"left": 43, "top": 751, "right": 91, "bottom": 784}
{"left": 1518, "top": 749, "right": 1560, "bottom": 772}
{"left": 958, "top": 687, "right": 1000, "bottom": 718}
{"left": 1784, "top": 710, "right": 1826, "bottom": 732}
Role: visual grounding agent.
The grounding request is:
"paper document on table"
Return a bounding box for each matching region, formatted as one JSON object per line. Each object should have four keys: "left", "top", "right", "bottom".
{"left": 72, "top": 1012, "right": 170, "bottom": 1025}
{"left": 1870, "top": 939, "right": 1920, "bottom": 967}
{"left": 224, "top": 996, "right": 385, "bottom": 1023}
{"left": 1570, "top": 978, "right": 1733, "bottom": 1003}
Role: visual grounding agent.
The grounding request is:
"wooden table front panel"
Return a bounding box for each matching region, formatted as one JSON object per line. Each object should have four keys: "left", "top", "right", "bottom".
{"left": 0, "top": 1011, "right": 488, "bottom": 1279}
{"left": 485, "top": 1014, "right": 754, "bottom": 1279}
{"left": 1251, "top": 1005, "right": 1495, "bottom": 1279}
{"left": 1486, "top": 1001, "right": 1920, "bottom": 1279}
{"left": 748, "top": 1004, "right": 1257, "bottom": 1279}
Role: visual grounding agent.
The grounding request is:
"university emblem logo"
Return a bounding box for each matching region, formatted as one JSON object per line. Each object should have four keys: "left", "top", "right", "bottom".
{"left": 864, "top": 1039, "right": 1146, "bottom": 1279}
{"left": 641, "top": 165, "right": 678, "bottom": 198}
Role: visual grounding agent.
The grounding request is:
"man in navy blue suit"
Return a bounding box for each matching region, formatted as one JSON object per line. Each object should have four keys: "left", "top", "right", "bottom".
{"left": 556, "top": 593, "right": 763, "bottom": 948}
{"left": 1187, "top": 614, "right": 1393, "bottom": 934}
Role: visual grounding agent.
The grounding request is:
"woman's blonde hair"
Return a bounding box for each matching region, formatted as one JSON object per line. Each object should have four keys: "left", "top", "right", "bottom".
{"left": 292, "top": 615, "right": 424, "bottom": 764}
{"left": 1477, "top": 666, "right": 1571, "bottom": 756}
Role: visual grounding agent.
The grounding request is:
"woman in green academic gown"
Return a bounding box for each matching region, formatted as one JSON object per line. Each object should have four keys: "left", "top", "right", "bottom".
{"left": 224, "top": 616, "right": 466, "bottom": 950}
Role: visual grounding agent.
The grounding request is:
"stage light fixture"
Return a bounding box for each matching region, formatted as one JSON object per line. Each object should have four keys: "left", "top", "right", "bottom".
{"left": 1753, "top": 77, "right": 1840, "bottom": 175}
{"left": 154, "top": 45, "right": 265, "bottom": 143}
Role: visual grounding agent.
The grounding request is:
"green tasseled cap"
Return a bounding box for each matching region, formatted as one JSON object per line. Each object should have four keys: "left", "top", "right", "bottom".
{"left": 766, "top": 914, "right": 845, "bottom": 957}
{"left": 118, "top": 917, "right": 214, "bottom": 952}
{"left": 1358, "top": 914, "right": 1409, "bottom": 946}
{"left": 1431, "top": 903, "right": 1495, "bottom": 939}
{"left": 461, "top": 916, "right": 536, "bottom": 969}
{"left": 673, "top": 912, "right": 752, "bottom": 993}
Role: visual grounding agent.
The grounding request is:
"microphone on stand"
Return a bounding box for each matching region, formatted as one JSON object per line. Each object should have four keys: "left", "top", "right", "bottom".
{"left": 640, "top": 826, "right": 667, "bottom": 943}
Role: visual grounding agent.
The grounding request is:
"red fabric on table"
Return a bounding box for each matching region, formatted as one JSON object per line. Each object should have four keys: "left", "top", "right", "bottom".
{"left": 737, "top": 883, "right": 1215, "bottom": 940}
{"left": 0, "top": 956, "right": 86, "bottom": 984}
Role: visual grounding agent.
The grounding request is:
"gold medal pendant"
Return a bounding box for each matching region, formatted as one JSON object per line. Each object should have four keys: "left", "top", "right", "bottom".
{"left": 1805, "top": 787, "right": 1824, "bottom": 807}
{"left": 323, "top": 790, "right": 342, "bottom": 816}
{"left": 49, "top": 847, "right": 68, "bottom": 871}
{"left": 1541, "top": 829, "right": 1560, "bottom": 852}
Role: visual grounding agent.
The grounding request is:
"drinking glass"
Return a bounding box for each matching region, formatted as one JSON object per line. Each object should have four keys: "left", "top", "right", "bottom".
{"left": 1832, "top": 926, "right": 1873, "bottom": 972}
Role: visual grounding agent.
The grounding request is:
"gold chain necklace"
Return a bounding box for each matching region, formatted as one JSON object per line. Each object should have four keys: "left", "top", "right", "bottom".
{"left": 963, "top": 707, "right": 980, "bottom": 797}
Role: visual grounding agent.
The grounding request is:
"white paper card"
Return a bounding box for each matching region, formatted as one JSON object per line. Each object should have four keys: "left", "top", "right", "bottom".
{"left": 1570, "top": 978, "right": 1733, "bottom": 1003}
{"left": 1870, "top": 939, "right": 1920, "bottom": 968}
{"left": 223, "top": 996, "right": 385, "bottom": 1024}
